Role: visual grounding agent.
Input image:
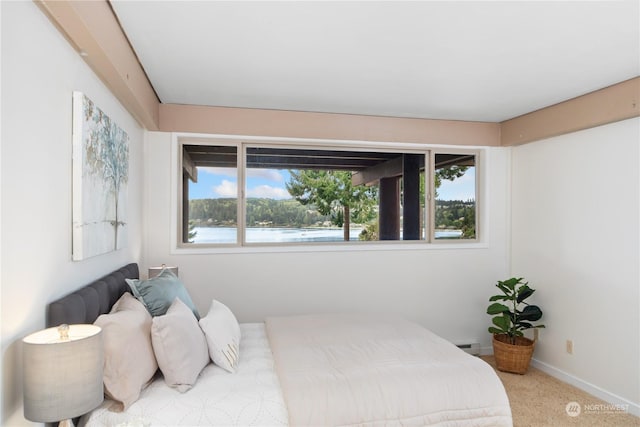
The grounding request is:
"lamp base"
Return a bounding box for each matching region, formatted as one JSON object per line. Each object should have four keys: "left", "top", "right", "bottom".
{"left": 59, "top": 419, "right": 74, "bottom": 427}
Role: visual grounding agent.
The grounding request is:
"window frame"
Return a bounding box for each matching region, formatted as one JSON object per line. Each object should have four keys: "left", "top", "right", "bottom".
{"left": 171, "top": 133, "right": 483, "bottom": 253}
{"left": 429, "top": 148, "right": 480, "bottom": 243}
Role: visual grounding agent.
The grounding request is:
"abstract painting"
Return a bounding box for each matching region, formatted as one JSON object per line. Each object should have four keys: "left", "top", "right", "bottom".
{"left": 72, "top": 92, "right": 129, "bottom": 260}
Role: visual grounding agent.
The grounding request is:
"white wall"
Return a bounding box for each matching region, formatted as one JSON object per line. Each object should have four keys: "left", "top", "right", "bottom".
{"left": 511, "top": 118, "right": 640, "bottom": 411}
{"left": 0, "top": 2, "right": 144, "bottom": 425}
{"left": 143, "top": 131, "right": 512, "bottom": 347}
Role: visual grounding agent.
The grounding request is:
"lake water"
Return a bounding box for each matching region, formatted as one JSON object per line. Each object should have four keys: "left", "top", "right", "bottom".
{"left": 192, "top": 226, "right": 462, "bottom": 243}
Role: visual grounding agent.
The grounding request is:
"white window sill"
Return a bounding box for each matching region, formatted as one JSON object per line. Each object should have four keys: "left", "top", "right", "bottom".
{"left": 171, "top": 241, "right": 489, "bottom": 255}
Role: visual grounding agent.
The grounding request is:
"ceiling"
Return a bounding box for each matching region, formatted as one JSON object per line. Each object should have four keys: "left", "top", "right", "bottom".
{"left": 110, "top": 1, "right": 639, "bottom": 123}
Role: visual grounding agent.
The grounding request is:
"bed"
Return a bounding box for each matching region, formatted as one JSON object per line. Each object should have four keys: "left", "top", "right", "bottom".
{"left": 46, "top": 263, "right": 512, "bottom": 427}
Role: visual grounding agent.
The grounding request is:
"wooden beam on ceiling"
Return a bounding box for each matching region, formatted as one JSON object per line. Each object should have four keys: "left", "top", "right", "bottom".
{"left": 352, "top": 157, "right": 404, "bottom": 186}
{"left": 435, "top": 154, "right": 475, "bottom": 168}
{"left": 246, "top": 155, "right": 380, "bottom": 170}
{"left": 160, "top": 103, "right": 502, "bottom": 147}
{"left": 500, "top": 77, "right": 640, "bottom": 146}
{"left": 35, "top": 0, "right": 636, "bottom": 147}
{"left": 182, "top": 149, "right": 198, "bottom": 182}
{"left": 184, "top": 145, "right": 405, "bottom": 170}
{"left": 246, "top": 148, "right": 396, "bottom": 170}
{"left": 36, "top": 0, "right": 160, "bottom": 130}
{"left": 247, "top": 147, "right": 396, "bottom": 163}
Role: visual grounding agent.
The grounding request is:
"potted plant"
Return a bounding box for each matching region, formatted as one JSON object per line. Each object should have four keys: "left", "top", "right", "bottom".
{"left": 487, "top": 277, "right": 545, "bottom": 374}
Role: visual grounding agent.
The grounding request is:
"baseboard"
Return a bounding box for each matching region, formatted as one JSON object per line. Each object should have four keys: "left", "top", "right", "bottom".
{"left": 479, "top": 345, "right": 493, "bottom": 356}
{"left": 530, "top": 358, "right": 640, "bottom": 417}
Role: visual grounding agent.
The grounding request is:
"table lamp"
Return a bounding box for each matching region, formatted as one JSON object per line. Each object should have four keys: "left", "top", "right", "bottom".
{"left": 148, "top": 264, "right": 178, "bottom": 278}
{"left": 23, "top": 324, "right": 103, "bottom": 427}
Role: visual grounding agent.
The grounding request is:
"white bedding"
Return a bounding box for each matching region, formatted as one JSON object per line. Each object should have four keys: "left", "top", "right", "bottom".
{"left": 80, "top": 323, "right": 288, "bottom": 427}
{"left": 266, "top": 314, "right": 512, "bottom": 427}
{"left": 83, "top": 316, "right": 512, "bottom": 427}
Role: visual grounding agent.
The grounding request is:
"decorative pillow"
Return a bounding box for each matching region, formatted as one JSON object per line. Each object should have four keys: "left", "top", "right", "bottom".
{"left": 126, "top": 268, "right": 199, "bottom": 319}
{"left": 151, "top": 298, "right": 209, "bottom": 392}
{"left": 199, "top": 299, "right": 241, "bottom": 373}
{"left": 94, "top": 292, "right": 158, "bottom": 411}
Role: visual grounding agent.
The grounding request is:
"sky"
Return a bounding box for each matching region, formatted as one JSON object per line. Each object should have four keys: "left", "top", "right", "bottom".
{"left": 190, "top": 167, "right": 292, "bottom": 200}
{"left": 190, "top": 167, "right": 476, "bottom": 201}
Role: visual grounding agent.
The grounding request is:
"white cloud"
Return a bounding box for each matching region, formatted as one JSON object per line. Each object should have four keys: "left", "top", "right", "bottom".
{"left": 212, "top": 181, "right": 290, "bottom": 200}
{"left": 213, "top": 180, "right": 237, "bottom": 197}
{"left": 201, "top": 167, "right": 236, "bottom": 178}
{"left": 247, "top": 185, "right": 291, "bottom": 200}
{"left": 201, "top": 167, "right": 284, "bottom": 183}
{"left": 438, "top": 171, "right": 476, "bottom": 201}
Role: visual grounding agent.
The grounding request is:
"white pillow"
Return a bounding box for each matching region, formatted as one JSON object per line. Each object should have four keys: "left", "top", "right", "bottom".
{"left": 94, "top": 293, "right": 157, "bottom": 411}
{"left": 199, "top": 300, "right": 241, "bottom": 373}
{"left": 151, "top": 298, "right": 209, "bottom": 392}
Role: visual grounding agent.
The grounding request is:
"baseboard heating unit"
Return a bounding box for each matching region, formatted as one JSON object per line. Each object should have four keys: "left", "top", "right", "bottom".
{"left": 455, "top": 341, "right": 481, "bottom": 356}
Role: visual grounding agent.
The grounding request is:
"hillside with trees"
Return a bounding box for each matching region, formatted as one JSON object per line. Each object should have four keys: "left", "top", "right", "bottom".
{"left": 190, "top": 197, "right": 475, "bottom": 238}
{"left": 189, "top": 198, "right": 331, "bottom": 228}
{"left": 434, "top": 199, "right": 476, "bottom": 238}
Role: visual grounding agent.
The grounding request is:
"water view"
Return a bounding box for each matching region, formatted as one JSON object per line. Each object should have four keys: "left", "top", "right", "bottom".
{"left": 191, "top": 227, "right": 463, "bottom": 243}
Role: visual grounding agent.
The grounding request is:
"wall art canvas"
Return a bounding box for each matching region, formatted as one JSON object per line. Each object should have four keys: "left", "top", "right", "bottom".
{"left": 72, "top": 92, "right": 129, "bottom": 260}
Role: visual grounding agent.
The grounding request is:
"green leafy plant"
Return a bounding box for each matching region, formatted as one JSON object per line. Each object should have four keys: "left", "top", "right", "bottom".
{"left": 487, "top": 277, "right": 545, "bottom": 344}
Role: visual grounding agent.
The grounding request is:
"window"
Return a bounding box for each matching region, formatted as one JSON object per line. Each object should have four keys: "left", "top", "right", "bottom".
{"left": 183, "top": 144, "right": 238, "bottom": 244}
{"left": 178, "top": 138, "right": 478, "bottom": 247}
{"left": 433, "top": 153, "right": 477, "bottom": 240}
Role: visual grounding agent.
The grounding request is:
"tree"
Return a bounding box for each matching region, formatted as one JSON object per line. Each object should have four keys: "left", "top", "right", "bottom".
{"left": 359, "top": 221, "right": 378, "bottom": 241}
{"left": 83, "top": 96, "right": 129, "bottom": 250}
{"left": 187, "top": 220, "right": 198, "bottom": 243}
{"left": 286, "top": 170, "right": 377, "bottom": 241}
{"left": 434, "top": 164, "right": 475, "bottom": 238}
{"left": 435, "top": 165, "right": 468, "bottom": 198}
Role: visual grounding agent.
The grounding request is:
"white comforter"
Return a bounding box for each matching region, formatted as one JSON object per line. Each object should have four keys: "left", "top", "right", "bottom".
{"left": 266, "top": 314, "right": 512, "bottom": 427}
{"left": 81, "top": 323, "right": 288, "bottom": 427}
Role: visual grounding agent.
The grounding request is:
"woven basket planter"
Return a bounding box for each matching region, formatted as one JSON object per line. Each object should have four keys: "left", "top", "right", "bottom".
{"left": 493, "top": 334, "right": 535, "bottom": 374}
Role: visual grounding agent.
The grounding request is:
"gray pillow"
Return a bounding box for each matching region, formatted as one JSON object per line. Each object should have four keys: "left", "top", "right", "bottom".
{"left": 151, "top": 298, "right": 209, "bottom": 392}
{"left": 126, "top": 268, "right": 199, "bottom": 319}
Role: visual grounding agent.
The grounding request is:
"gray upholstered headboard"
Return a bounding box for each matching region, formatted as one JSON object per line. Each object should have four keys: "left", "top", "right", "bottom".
{"left": 46, "top": 263, "right": 139, "bottom": 328}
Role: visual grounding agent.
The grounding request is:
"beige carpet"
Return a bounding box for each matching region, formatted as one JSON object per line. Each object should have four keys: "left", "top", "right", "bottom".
{"left": 481, "top": 356, "right": 639, "bottom": 427}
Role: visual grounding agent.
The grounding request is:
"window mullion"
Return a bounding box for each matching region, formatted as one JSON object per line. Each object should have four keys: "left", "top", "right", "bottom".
{"left": 427, "top": 150, "right": 435, "bottom": 243}
{"left": 238, "top": 142, "right": 246, "bottom": 246}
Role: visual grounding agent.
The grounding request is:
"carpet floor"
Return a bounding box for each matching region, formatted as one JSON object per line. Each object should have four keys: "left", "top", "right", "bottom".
{"left": 481, "top": 356, "right": 639, "bottom": 427}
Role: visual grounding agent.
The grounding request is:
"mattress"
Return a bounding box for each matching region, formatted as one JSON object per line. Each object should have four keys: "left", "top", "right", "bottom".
{"left": 80, "top": 323, "right": 288, "bottom": 427}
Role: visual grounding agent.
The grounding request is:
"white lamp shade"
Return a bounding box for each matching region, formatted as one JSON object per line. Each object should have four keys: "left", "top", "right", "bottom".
{"left": 148, "top": 265, "right": 178, "bottom": 278}
{"left": 23, "top": 324, "right": 103, "bottom": 422}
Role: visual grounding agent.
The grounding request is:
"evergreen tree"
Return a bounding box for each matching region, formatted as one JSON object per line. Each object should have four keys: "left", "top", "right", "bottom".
{"left": 286, "top": 170, "right": 377, "bottom": 241}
